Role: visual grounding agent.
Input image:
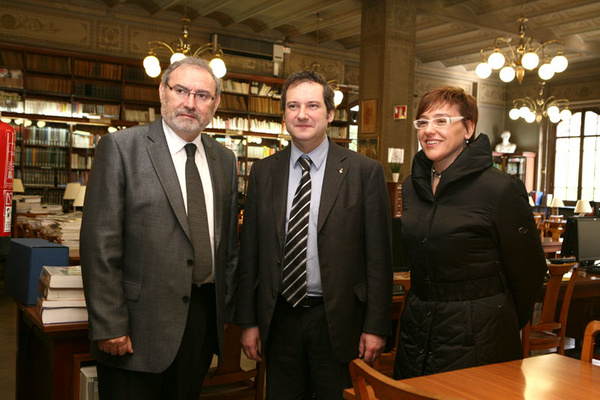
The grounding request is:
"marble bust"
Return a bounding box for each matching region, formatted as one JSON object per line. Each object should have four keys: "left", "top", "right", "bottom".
{"left": 495, "top": 131, "right": 517, "bottom": 153}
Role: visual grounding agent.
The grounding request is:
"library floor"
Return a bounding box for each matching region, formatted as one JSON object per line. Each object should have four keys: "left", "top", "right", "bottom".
{"left": 0, "top": 280, "right": 17, "bottom": 400}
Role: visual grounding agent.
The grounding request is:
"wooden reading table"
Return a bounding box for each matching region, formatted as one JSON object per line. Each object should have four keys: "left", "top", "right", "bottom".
{"left": 345, "top": 353, "right": 600, "bottom": 399}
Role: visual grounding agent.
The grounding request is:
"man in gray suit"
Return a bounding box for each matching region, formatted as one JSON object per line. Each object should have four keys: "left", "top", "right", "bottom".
{"left": 81, "top": 57, "right": 239, "bottom": 399}
{"left": 237, "top": 70, "right": 392, "bottom": 399}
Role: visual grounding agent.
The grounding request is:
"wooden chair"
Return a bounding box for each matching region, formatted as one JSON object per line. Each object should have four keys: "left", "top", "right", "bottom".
{"left": 581, "top": 320, "right": 600, "bottom": 363}
{"left": 522, "top": 262, "right": 578, "bottom": 357}
{"left": 200, "top": 323, "right": 265, "bottom": 400}
{"left": 372, "top": 273, "right": 411, "bottom": 376}
{"left": 533, "top": 213, "right": 544, "bottom": 240}
{"left": 345, "top": 358, "right": 461, "bottom": 400}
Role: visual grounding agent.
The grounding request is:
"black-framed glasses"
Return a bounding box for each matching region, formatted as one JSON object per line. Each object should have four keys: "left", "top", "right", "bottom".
{"left": 413, "top": 116, "right": 464, "bottom": 130}
{"left": 166, "top": 83, "right": 215, "bottom": 103}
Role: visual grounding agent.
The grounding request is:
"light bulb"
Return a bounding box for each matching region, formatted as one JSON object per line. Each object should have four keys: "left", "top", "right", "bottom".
{"left": 333, "top": 90, "right": 344, "bottom": 106}
{"left": 525, "top": 112, "right": 536, "bottom": 123}
{"left": 499, "top": 66, "right": 515, "bottom": 82}
{"left": 521, "top": 52, "right": 540, "bottom": 70}
{"left": 560, "top": 109, "right": 572, "bottom": 121}
{"left": 209, "top": 57, "right": 227, "bottom": 78}
{"left": 519, "top": 106, "right": 530, "bottom": 119}
{"left": 170, "top": 53, "right": 186, "bottom": 64}
{"left": 36, "top": 120, "right": 46, "bottom": 128}
{"left": 538, "top": 63, "right": 555, "bottom": 80}
{"left": 475, "top": 62, "right": 492, "bottom": 79}
{"left": 143, "top": 55, "right": 161, "bottom": 78}
{"left": 549, "top": 113, "right": 561, "bottom": 123}
{"left": 23, "top": 119, "right": 32, "bottom": 127}
{"left": 14, "top": 119, "right": 23, "bottom": 125}
{"left": 107, "top": 127, "right": 118, "bottom": 133}
{"left": 547, "top": 105, "right": 560, "bottom": 119}
{"left": 509, "top": 108, "right": 520, "bottom": 120}
{"left": 551, "top": 55, "right": 568, "bottom": 73}
{"left": 487, "top": 51, "right": 505, "bottom": 70}
{"left": 0, "top": 117, "right": 11, "bottom": 124}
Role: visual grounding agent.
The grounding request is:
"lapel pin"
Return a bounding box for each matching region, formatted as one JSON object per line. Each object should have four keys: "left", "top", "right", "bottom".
{"left": 338, "top": 168, "right": 344, "bottom": 174}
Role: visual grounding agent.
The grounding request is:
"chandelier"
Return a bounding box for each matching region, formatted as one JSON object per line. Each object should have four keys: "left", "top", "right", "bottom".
{"left": 509, "top": 82, "right": 571, "bottom": 124}
{"left": 475, "top": 14, "right": 568, "bottom": 84}
{"left": 143, "top": 1, "right": 226, "bottom": 78}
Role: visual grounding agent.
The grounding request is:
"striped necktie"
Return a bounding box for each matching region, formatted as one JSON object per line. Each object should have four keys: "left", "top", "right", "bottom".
{"left": 282, "top": 155, "right": 312, "bottom": 307}
{"left": 184, "top": 143, "right": 212, "bottom": 285}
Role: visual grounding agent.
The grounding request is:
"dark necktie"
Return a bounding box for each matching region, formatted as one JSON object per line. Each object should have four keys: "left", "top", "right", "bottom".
{"left": 282, "top": 155, "right": 312, "bottom": 307}
{"left": 184, "top": 143, "right": 212, "bottom": 285}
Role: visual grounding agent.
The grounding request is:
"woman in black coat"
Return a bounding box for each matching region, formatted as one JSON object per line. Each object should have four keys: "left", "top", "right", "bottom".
{"left": 393, "top": 86, "right": 547, "bottom": 379}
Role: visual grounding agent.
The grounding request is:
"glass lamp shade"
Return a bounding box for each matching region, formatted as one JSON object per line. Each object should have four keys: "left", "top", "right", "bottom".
{"left": 521, "top": 52, "right": 540, "bottom": 70}
{"left": 170, "top": 52, "right": 186, "bottom": 64}
{"left": 551, "top": 55, "right": 568, "bottom": 73}
{"left": 524, "top": 112, "right": 536, "bottom": 123}
{"left": 547, "top": 105, "right": 560, "bottom": 119}
{"left": 560, "top": 109, "right": 572, "bottom": 121}
{"left": 36, "top": 120, "right": 46, "bottom": 128}
{"left": 538, "top": 63, "right": 555, "bottom": 80}
{"left": 487, "top": 51, "right": 505, "bottom": 69}
{"left": 209, "top": 57, "right": 227, "bottom": 78}
{"left": 333, "top": 90, "right": 344, "bottom": 106}
{"left": 549, "top": 113, "right": 561, "bottom": 123}
{"left": 476, "top": 62, "right": 492, "bottom": 79}
{"left": 574, "top": 200, "right": 593, "bottom": 215}
{"left": 23, "top": 119, "right": 32, "bottom": 127}
{"left": 509, "top": 108, "right": 520, "bottom": 120}
{"left": 499, "top": 66, "right": 516, "bottom": 82}
{"left": 519, "top": 106, "right": 531, "bottom": 119}
{"left": 143, "top": 55, "right": 161, "bottom": 78}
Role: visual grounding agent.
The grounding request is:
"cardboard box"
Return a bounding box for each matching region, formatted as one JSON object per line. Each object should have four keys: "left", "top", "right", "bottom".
{"left": 4, "top": 239, "right": 69, "bottom": 306}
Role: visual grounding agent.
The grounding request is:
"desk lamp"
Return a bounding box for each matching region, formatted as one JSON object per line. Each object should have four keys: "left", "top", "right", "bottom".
{"left": 63, "top": 182, "right": 81, "bottom": 213}
{"left": 73, "top": 186, "right": 86, "bottom": 210}
{"left": 550, "top": 197, "right": 564, "bottom": 216}
{"left": 574, "top": 200, "right": 592, "bottom": 217}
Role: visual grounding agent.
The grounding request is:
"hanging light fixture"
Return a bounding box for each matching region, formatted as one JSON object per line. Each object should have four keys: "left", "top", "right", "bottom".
{"left": 509, "top": 82, "right": 571, "bottom": 124}
{"left": 143, "top": 0, "right": 227, "bottom": 78}
{"left": 475, "top": 4, "right": 567, "bottom": 84}
{"left": 310, "top": 12, "right": 344, "bottom": 107}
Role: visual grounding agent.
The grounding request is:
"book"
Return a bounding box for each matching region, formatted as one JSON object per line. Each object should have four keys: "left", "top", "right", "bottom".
{"left": 38, "top": 305, "right": 88, "bottom": 324}
{"left": 37, "top": 297, "right": 86, "bottom": 308}
{"left": 38, "top": 282, "right": 85, "bottom": 300}
{"left": 39, "top": 265, "right": 83, "bottom": 288}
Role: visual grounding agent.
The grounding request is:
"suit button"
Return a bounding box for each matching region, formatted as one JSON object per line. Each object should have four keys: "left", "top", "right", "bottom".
{"left": 187, "top": 259, "right": 194, "bottom": 266}
{"left": 183, "top": 296, "right": 190, "bottom": 303}
{"left": 277, "top": 259, "right": 281, "bottom": 265}
{"left": 422, "top": 237, "right": 427, "bottom": 243}
{"left": 272, "top": 291, "right": 277, "bottom": 299}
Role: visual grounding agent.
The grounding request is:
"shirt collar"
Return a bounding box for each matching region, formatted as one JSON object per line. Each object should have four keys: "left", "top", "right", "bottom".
{"left": 290, "top": 138, "right": 329, "bottom": 170}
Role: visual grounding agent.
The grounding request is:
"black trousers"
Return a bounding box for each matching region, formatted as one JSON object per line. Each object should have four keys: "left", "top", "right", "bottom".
{"left": 265, "top": 296, "right": 352, "bottom": 400}
{"left": 97, "top": 283, "right": 218, "bottom": 400}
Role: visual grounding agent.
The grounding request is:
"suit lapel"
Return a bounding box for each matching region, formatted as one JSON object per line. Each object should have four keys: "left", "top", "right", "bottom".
{"left": 146, "top": 119, "right": 190, "bottom": 238}
{"left": 318, "top": 141, "right": 348, "bottom": 233}
{"left": 271, "top": 146, "right": 291, "bottom": 253}
{"left": 202, "top": 134, "right": 224, "bottom": 252}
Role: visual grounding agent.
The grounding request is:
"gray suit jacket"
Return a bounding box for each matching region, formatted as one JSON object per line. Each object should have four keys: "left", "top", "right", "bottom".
{"left": 236, "top": 139, "right": 393, "bottom": 362}
{"left": 81, "top": 118, "right": 239, "bottom": 373}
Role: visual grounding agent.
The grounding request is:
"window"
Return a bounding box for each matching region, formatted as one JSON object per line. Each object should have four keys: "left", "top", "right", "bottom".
{"left": 553, "top": 110, "right": 600, "bottom": 202}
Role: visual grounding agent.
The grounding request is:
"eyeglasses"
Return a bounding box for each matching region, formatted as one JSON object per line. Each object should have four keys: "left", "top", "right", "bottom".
{"left": 413, "top": 116, "right": 464, "bottom": 130}
{"left": 166, "top": 83, "right": 215, "bottom": 103}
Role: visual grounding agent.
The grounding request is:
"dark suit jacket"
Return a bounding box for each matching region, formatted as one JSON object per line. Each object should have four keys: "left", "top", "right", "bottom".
{"left": 236, "top": 139, "right": 392, "bottom": 362}
{"left": 80, "top": 118, "right": 239, "bottom": 373}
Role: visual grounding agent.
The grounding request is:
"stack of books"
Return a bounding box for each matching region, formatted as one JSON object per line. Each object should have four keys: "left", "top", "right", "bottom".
{"left": 37, "top": 265, "right": 87, "bottom": 324}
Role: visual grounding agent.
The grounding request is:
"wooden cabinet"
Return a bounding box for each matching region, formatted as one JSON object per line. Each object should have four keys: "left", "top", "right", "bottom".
{"left": 387, "top": 182, "right": 402, "bottom": 218}
{"left": 492, "top": 151, "right": 536, "bottom": 193}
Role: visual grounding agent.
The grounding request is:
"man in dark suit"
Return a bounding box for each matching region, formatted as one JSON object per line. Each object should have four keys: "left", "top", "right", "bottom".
{"left": 81, "top": 57, "right": 239, "bottom": 399}
{"left": 237, "top": 70, "right": 392, "bottom": 399}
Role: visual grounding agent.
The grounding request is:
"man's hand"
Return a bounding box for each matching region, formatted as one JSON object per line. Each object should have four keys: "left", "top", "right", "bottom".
{"left": 358, "top": 332, "right": 386, "bottom": 364}
{"left": 241, "top": 327, "right": 262, "bottom": 362}
{"left": 98, "top": 335, "right": 134, "bottom": 356}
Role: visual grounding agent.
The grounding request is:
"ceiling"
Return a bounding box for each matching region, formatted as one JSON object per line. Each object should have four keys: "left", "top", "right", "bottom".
{"left": 17, "top": 0, "right": 600, "bottom": 78}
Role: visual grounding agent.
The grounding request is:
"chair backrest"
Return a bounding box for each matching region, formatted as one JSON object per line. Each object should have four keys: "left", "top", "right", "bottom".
{"left": 522, "top": 262, "right": 578, "bottom": 357}
{"left": 581, "top": 320, "right": 600, "bottom": 363}
{"left": 348, "top": 359, "right": 461, "bottom": 400}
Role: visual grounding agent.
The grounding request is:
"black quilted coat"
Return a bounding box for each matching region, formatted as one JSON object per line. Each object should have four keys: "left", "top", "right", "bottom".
{"left": 393, "top": 134, "right": 547, "bottom": 379}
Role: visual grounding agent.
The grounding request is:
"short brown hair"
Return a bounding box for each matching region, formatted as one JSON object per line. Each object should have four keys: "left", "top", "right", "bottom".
{"left": 281, "top": 70, "right": 335, "bottom": 113}
{"left": 416, "top": 86, "right": 478, "bottom": 131}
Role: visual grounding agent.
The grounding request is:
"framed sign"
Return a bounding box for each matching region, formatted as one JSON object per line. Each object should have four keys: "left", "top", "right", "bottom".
{"left": 361, "top": 99, "right": 377, "bottom": 134}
